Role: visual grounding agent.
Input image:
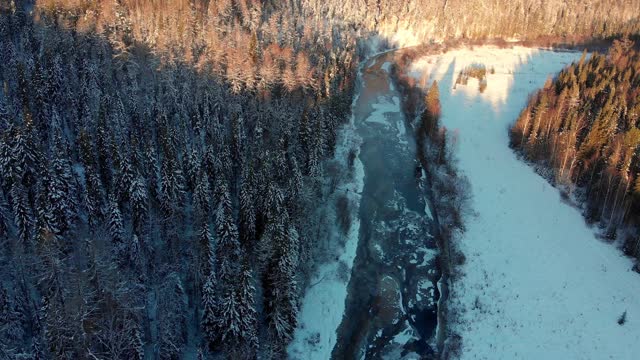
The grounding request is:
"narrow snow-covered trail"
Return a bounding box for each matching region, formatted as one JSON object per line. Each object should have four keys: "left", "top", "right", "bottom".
{"left": 411, "top": 47, "right": 640, "bottom": 359}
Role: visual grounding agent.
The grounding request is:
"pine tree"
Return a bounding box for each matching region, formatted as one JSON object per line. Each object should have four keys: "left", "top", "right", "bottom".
{"left": 130, "top": 174, "right": 148, "bottom": 235}
{"left": 265, "top": 249, "right": 299, "bottom": 350}
{"left": 274, "top": 136, "right": 288, "bottom": 182}
{"left": 96, "top": 115, "right": 113, "bottom": 191}
{"left": 42, "top": 295, "right": 74, "bottom": 358}
{"left": 298, "top": 109, "right": 312, "bottom": 160}
{"left": 31, "top": 337, "right": 46, "bottom": 360}
{"left": 117, "top": 155, "right": 135, "bottom": 203}
{"left": 35, "top": 167, "right": 59, "bottom": 245}
{"left": 10, "top": 181, "right": 33, "bottom": 246}
{"left": 129, "top": 320, "right": 145, "bottom": 360}
{"left": 287, "top": 158, "right": 304, "bottom": 217}
{"left": 256, "top": 183, "right": 286, "bottom": 268}
{"left": 160, "top": 156, "right": 185, "bottom": 220}
{"left": 83, "top": 166, "right": 105, "bottom": 229}
{"left": 48, "top": 156, "right": 77, "bottom": 235}
{"left": 215, "top": 285, "right": 242, "bottom": 346}
{"left": 311, "top": 112, "right": 327, "bottom": 168}
{"left": 0, "top": 133, "right": 13, "bottom": 190}
{"left": 12, "top": 127, "right": 39, "bottom": 188}
{"left": 0, "top": 194, "right": 10, "bottom": 239}
{"left": 239, "top": 172, "right": 256, "bottom": 246}
{"left": 198, "top": 222, "right": 214, "bottom": 289}
{"left": 185, "top": 148, "right": 200, "bottom": 192}
{"left": 144, "top": 145, "right": 160, "bottom": 202}
{"left": 235, "top": 264, "right": 259, "bottom": 357}
{"left": 422, "top": 80, "right": 441, "bottom": 137}
{"left": 231, "top": 115, "right": 245, "bottom": 170}
{"left": 107, "top": 197, "right": 125, "bottom": 257}
{"left": 211, "top": 178, "right": 253, "bottom": 352}
{"left": 214, "top": 180, "right": 240, "bottom": 283}
{"left": 201, "top": 272, "right": 217, "bottom": 346}
{"left": 194, "top": 172, "right": 212, "bottom": 223}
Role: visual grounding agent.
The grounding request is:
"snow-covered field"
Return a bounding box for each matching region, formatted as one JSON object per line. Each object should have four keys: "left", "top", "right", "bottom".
{"left": 411, "top": 46, "right": 640, "bottom": 359}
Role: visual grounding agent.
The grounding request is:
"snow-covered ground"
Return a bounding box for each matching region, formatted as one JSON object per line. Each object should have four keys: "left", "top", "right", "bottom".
{"left": 410, "top": 46, "right": 640, "bottom": 359}
{"left": 287, "top": 66, "right": 366, "bottom": 360}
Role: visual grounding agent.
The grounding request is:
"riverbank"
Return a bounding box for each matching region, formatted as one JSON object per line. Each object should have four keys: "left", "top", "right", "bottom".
{"left": 388, "top": 46, "right": 471, "bottom": 358}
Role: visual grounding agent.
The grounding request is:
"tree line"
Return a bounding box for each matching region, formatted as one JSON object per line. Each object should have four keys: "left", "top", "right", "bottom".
{"left": 304, "top": 0, "right": 640, "bottom": 45}
{"left": 510, "top": 38, "right": 640, "bottom": 267}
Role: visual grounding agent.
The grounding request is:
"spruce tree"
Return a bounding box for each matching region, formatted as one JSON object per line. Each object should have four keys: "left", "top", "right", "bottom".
{"left": 201, "top": 272, "right": 217, "bottom": 346}
{"left": 129, "top": 174, "right": 148, "bottom": 235}
{"left": 107, "top": 197, "right": 125, "bottom": 256}
{"left": 239, "top": 172, "right": 256, "bottom": 246}
{"left": 83, "top": 166, "right": 104, "bottom": 229}
{"left": 48, "top": 156, "right": 76, "bottom": 235}
{"left": 198, "top": 222, "right": 214, "bottom": 289}
{"left": 0, "top": 194, "right": 10, "bottom": 239}
{"left": 236, "top": 264, "right": 259, "bottom": 357}
{"left": 215, "top": 285, "right": 242, "bottom": 345}
{"left": 129, "top": 320, "right": 145, "bottom": 360}
{"left": 117, "top": 155, "right": 135, "bottom": 203}
{"left": 185, "top": 149, "right": 200, "bottom": 192}
{"left": 10, "top": 182, "right": 33, "bottom": 246}
{"left": 214, "top": 180, "right": 240, "bottom": 282}
{"left": 194, "top": 173, "right": 212, "bottom": 223}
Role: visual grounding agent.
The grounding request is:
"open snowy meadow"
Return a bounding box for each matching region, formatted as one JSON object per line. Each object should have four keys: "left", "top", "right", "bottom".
{"left": 411, "top": 46, "right": 640, "bottom": 359}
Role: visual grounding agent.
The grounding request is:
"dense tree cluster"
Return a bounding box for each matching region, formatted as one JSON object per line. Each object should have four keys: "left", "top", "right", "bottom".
{"left": 510, "top": 39, "right": 640, "bottom": 265}
{"left": 0, "top": 1, "right": 357, "bottom": 358}
{"left": 305, "top": 0, "right": 640, "bottom": 44}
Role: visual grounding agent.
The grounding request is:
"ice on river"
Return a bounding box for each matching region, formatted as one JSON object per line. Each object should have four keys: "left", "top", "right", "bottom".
{"left": 365, "top": 96, "right": 401, "bottom": 126}
{"left": 411, "top": 46, "right": 640, "bottom": 359}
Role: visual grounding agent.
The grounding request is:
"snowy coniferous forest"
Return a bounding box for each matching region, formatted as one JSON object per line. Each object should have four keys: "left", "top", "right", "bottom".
{"left": 0, "top": 1, "right": 358, "bottom": 358}
{"left": 1, "top": 0, "right": 640, "bottom": 359}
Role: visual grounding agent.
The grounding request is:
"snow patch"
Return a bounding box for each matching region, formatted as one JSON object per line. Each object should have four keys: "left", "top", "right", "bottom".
{"left": 410, "top": 46, "right": 540, "bottom": 109}
{"left": 364, "top": 96, "right": 400, "bottom": 126}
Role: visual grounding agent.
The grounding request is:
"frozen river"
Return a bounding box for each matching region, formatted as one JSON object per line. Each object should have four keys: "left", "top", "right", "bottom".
{"left": 330, "top": 54, "right": 442, "bottom": 359}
